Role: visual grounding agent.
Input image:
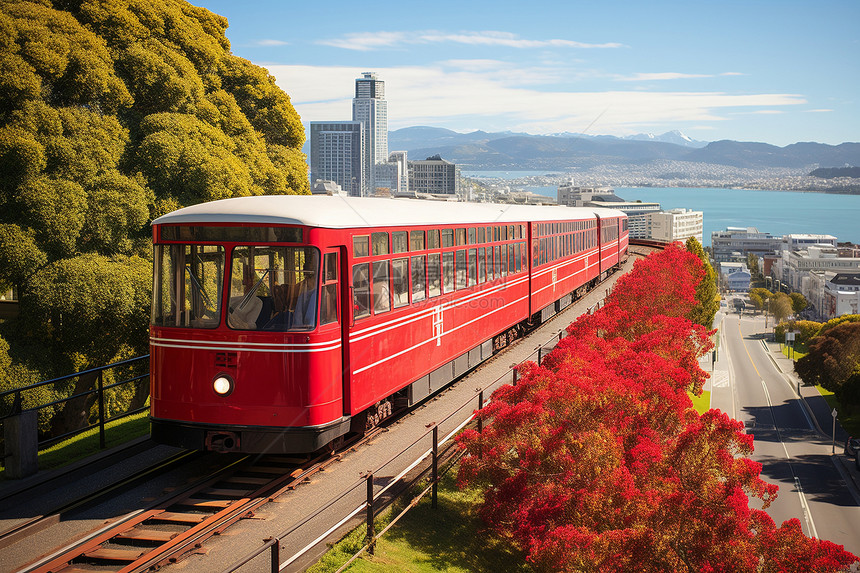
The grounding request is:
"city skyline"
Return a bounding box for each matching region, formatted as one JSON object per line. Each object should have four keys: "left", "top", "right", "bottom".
{"left": 193, "top": 0, "right": 859, "bottom": 147}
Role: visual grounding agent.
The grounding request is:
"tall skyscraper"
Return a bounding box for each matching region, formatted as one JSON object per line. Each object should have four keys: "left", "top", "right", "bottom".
{"left": 309, "top": 121, "right": 365, "bottom": 196}
{"left": 352, "top": 72, "right": 388, "bottom": 195}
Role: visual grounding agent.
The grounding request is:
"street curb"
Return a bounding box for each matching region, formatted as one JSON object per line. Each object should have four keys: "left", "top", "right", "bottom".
{"left": 758, "top": 341, "right": 860, "bottom": 502}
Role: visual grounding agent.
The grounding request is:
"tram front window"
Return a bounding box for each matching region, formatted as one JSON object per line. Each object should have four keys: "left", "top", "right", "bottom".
{"left": 152, "top": 245, "right": 225, "bottom": 329}
{"left": 228, "top": 246, "right": 320, "bottom": 331}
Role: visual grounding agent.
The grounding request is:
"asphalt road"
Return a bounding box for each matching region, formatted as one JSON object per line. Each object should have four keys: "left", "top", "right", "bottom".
{"left": 711, "top": 305, "right": 860, "bottom": 555}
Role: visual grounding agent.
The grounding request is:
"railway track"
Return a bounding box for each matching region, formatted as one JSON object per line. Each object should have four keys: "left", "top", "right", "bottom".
{"left": 0, "top": 450, "right": 201, "bottom": 553}
{"left": 18, "top": 430, "right": 382, "bottom": 573}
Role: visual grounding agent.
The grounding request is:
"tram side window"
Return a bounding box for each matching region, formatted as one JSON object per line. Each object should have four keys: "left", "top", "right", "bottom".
{"left": 372, "top": 232, "right": 389, "bottom": 256}
{"left": 515, "top": 243, "right": 521, "bottom": 273}
{"left": 411, "top": 255, "right": 426, "bottom": 302}
{"left": 320, "top": 284, "right": 337, "bottom": 325}
{"left": 353, "top": 263, "right": 371, "bottom": 320}
{"left": 455, "top": 228, "right": 466, "bottom": 246}
{"left": 442, "top": 252, "right": 455, "bottom": 293}
{"left": 478, "top": 227, "right": 486, "bottom": 243}
{"left": 441, "top": 229, "right": 454, "bottom": 248}
{"left": 354, "top": 235, "right": 369, "bottom": 258}
{"left": 428, "top": 229, "right": 440, "bottom": 249}
{"left": 455, "top": 249, "right": 467, "bottom": 289}
{"left": 468, "top": 227, "right": 476, "bottom": 244}
{"left": 392, "top": 258, "right": 409, "bottom": 308}
{"left": 494, "top": 245, "right": 501, "bottom": 277}
{"left": 392, "top": 232, "right": 408, "bottom": 254}
{"left": 508, "top": 244, "right": 515, "bottom": 274}
{"left": 468, "top": 248, "right": 477, "bottom": 286}
{"left": 410, "top": 230, "right": 425, "bottom": 251}
{"left": 372, "top": 261, "right": 390, "bottom": 314}
{"left": 428, "top": 253, "right": 441, "bottom": 297}
{"left": 478, "top": 247, "right": 486, "bottom": 283}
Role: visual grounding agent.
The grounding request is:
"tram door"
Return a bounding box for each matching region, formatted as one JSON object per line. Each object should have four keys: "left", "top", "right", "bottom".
{"left": 318, "top": 248, "right": 343, "bottom": 413}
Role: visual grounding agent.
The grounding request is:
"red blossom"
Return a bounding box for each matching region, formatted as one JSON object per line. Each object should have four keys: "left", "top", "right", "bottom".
{"left": 457, "top": 248, "right": 858, "bottom": 572}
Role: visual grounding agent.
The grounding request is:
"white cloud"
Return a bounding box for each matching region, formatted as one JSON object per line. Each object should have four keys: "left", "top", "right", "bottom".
{"left": 317, "top": 30, "right": 623, "bottom": 51}
{"left": 265, "top": 63, "right": 807, "bottom": 136}
{"left": 806, "top": 108, "right": 834, "bottom": 113}
{"left": 617, "top": 72, "right": 714, "bottom": 82}
{"left": 253, "top": 39, "right": 289, "bottom": 46}
{"left": 616, "top": 71, "right": 748, "bottom": 82}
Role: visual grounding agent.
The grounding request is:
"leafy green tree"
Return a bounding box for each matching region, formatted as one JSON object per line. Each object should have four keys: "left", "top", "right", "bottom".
{"left": 750, "top": 291, "right": 764, "bottom": 312}
{"left": 771, "top": 292, "right": 793, "bottom": 325}
{"left": 685, "top": 237, "right": 719, "bottom": 328}
{"left": 816, "top": 314, "right": 860, "bottom": 338}
{"left": 795, "top": 322, "right": 860, "bottom": 412}
{"left": 774, "top": 320, "right": 822, "bottom": 345}
{"left": 747, "top": 252, "right": 760, "bottom": 277}
{"left": 0, "top": 0, "right": 308, "bottom": 435}
{"left": 789, "top": 292, "right": 808, "bottom": 314}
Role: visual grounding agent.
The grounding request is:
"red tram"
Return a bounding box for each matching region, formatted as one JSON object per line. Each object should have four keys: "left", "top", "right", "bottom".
{"left": 149, "top": 196, "right": 628, "bottom": 453}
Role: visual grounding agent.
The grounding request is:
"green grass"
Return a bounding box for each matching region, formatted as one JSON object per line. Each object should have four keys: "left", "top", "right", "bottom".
{"left": 690, "top": 390, "right": 711, "bottom": 415}
{"left": 781, "top": 345, "right": 808, "bottom": 361}
{"left": 816, "top": 385, "right": 860, "bottom": 438}
{"left": 1, "top": 411, "right": 150, "bottom": 480}
{"left": 308, "top": 470, "right": 533, "bottom": 573}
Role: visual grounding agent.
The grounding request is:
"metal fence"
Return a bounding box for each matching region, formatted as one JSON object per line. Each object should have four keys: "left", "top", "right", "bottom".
{"left": 221, "top": 327, "right": 570, "bottom": 573}
{"left": 0, "top": 355, "right": 150, "bottom": 467}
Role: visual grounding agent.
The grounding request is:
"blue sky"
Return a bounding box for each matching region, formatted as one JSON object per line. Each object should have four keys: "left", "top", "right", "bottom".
{"left": 194, "top": 0, "right": 858, "bottom": 146}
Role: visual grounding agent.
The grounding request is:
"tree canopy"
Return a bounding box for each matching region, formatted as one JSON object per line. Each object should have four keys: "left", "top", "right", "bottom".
{"left": 0, "top": 0, "right": 308, "bottom": 431}
{"left": 795, "top": 321, "right": 860, "bottom": 413}
{"left": 685, "top": 237, "right": 719, "bottom": 328}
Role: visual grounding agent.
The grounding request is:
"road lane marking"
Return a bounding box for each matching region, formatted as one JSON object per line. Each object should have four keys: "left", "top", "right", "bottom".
{"left": 738, "top": 320, "right": 819, "bottom": 537}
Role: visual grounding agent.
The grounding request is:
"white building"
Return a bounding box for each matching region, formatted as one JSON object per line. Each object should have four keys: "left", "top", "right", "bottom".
{"left": 309, "top": 121, "right": 365, "bottom": 196}
{"left": 782, "top": 234, "right": 837, "bottom": 251}
{"left": 646, "top": 208, "right": 703, "bottom": 244}
{"left": 711, "top": 227, "right": 781, "bottom": 263}
{"left": 823, "top": 273, "right": 860, "bottom": 318}
{"left": 310, "top": 179, "right": 346, "bottom": 196}
{"left": 352, "top": 72, "right": 388, "bottom": 195}
{"left": 773, "top": 246, "right": 860, "bottom": 293}
{"left": 719, "top": 262, "right": 751, "bottom": 292}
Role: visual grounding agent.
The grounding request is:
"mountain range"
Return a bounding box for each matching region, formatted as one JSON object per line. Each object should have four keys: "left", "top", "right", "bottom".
{"left": 385, "top": 127, "right": 860, "bottom": 171}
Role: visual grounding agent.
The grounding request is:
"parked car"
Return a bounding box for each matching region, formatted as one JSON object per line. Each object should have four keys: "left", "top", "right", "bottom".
{"left": 844, "top": 436, "right": 860, "bottom": 457}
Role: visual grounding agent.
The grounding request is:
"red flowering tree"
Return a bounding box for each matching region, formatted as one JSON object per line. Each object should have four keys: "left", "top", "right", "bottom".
{"left": 457, "top": 248, "right": 858, "bottom": 572}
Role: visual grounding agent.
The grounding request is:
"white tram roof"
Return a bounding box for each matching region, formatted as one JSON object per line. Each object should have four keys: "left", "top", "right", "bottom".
{"left": 153, "top": 195, "right": 626, "bottom": 230}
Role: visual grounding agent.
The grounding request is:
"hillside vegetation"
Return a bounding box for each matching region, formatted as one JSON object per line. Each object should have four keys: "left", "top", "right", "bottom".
{"left": 0, "top": 0, "right": 307, "bottom": 435}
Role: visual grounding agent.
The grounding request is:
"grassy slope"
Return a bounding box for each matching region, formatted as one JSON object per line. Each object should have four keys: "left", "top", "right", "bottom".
{"left": 308, "top": 471, "right": 533, "bottom": 573}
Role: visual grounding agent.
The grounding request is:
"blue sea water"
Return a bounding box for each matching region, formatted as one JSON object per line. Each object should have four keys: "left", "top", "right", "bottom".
{"left": 615, "top": 187, "right": 860, "bottom": 247}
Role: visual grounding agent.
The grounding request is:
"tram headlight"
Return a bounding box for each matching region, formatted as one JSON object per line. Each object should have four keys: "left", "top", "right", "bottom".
{"left": 213, "top": 374, "right": 234, "bottom": 396}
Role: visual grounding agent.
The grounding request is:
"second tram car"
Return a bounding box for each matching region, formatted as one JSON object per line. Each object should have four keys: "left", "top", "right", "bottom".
{"left": 149, "top": 196, "right": 628, "bottom": 453}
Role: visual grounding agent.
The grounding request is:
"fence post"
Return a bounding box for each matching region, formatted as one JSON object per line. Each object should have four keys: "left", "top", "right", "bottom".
{"left": 432, "top": 425, "right": 438, "bottom": 509}
{"left": 537, "top": 346, "right": 543, "bottom": 365}
{"left": 4, "top": 408, "right": 38, "bottom": 479}
{"left": 270, "top": 539, "right": 280, "bottom": 573}
{"left": 97, "top": 370, "right": 106, "bottom": 449}
{"left": 477, "top": 391, "right": 484, "bottom": 460}
{"left": 512, "top": 366, "right": 518, "bottom": 386}
{"left": 558, "top": 330, "right": 563, "bottom": 342}
{"left": 365, "top": 473, "right": 374, "bottom": 555}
